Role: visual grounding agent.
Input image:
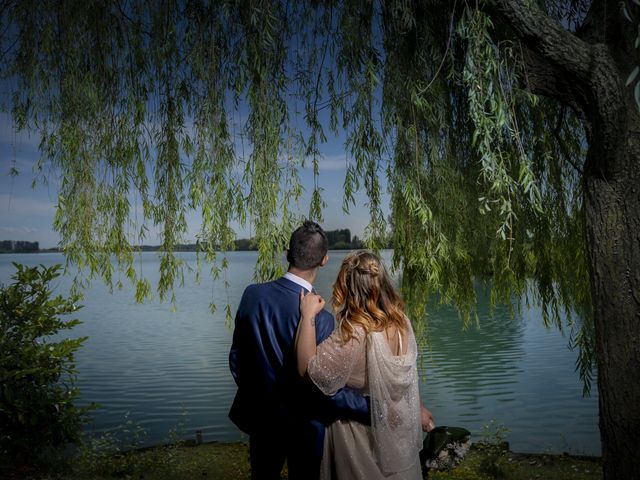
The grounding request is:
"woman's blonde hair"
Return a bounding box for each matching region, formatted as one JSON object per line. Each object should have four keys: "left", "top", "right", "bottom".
{"left": 332, "top": 250, "right": 407, "bottom": 343}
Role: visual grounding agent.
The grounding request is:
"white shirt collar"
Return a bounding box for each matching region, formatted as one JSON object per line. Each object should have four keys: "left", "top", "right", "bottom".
{"left": 283, "top": 272, "right": 313, "bottom": 292}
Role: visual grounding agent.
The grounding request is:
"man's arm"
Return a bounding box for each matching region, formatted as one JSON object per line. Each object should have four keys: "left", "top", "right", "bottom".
{"left": 229, "top": 320, "right": 240, "bottom": 384}
{"left": 323, "top": 387, "right": 371, "bottom": 425}
{"left": 229, "top": 286, "right": 253, "bottom": 385}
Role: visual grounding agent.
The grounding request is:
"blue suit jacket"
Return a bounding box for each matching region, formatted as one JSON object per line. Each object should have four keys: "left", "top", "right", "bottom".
{"left": 229, "top": 277, "right": 370, "bottom": 460}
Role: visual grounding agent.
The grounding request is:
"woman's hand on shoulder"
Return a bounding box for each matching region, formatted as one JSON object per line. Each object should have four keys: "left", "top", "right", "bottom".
{"left": 299, "top": 289, "right": 325, "bottom": 321}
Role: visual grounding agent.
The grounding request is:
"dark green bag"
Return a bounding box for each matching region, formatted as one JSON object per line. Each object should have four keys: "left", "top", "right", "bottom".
{"left": 420, "top": 426, "right": 471, "bottom": 476}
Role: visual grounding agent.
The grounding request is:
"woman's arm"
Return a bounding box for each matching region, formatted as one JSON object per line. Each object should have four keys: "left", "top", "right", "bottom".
{"left": 295, "top": 289, "right": 325, "bottom": 377}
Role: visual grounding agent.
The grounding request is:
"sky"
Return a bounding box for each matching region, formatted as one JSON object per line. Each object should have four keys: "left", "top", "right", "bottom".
{"left": 0, "top": 3, "right": 396, "bottom": 250}
{"left": 0, "top": 111, "right": 389, "bottom": 249}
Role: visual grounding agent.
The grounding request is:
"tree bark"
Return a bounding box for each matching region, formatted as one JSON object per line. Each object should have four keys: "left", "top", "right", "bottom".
{"left": 485, "top": 1, "right": 640, "bottom": 477}
{"left": 584, "top": 111, "right": 640, "bottom": 479}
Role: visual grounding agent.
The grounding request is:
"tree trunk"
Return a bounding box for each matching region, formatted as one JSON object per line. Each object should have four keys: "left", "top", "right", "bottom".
{"left": 584, "top": 100, "right": 640, "bottom": 479}
{"left": 484, "top": 3, "right": 640, "bottom": 477}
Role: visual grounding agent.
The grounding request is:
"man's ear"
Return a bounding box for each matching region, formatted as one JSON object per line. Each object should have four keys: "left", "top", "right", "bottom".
{"left": 320, "top": 254, "right": 329, "bottom": 267}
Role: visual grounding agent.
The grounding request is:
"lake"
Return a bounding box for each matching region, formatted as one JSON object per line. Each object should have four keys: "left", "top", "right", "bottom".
{"left": 0, "top": 251, "right": 600, "bottom": 455}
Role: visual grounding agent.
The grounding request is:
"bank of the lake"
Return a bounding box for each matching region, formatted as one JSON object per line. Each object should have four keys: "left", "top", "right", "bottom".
{"left": 4, "top": 441, "right": 601, "bottom": 480}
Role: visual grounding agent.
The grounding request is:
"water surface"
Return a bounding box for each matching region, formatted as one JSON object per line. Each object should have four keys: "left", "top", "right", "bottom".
{"left": 0, "top": 251, "right": 600, "bottom": 455}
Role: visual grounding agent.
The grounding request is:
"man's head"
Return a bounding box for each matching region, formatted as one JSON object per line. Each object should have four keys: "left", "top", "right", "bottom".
{"left": 286, "top": 220, "right": 329, "bottom": 271}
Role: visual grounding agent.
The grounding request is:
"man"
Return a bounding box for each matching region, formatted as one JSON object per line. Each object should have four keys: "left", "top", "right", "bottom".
{"left": 229, "top": 221, "right": 371, "bottom": 480}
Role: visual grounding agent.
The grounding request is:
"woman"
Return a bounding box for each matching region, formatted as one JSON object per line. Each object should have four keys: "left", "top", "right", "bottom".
{"left": 295, "top": 250, "right": 434, "bottom": 480}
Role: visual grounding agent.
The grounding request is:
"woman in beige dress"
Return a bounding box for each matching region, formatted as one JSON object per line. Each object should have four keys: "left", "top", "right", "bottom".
{"left": 295, "top": 250, "right": 435, "bottom": 480}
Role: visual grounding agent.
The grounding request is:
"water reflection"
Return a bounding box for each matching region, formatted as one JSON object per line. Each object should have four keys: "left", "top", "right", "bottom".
{"left": 423, "top": 289, "right": 524, "bottom": 403}
{"left": 419, "top": 284, "right": 596, "bottom": 454}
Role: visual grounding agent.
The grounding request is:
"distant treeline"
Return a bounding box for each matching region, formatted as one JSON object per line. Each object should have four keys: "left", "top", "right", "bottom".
{"left": 0, "top": 240, "right": 39, "bottom": 253}
{"left": 234, "top": 228, "right": 365, "bottom": 251}
{"left": 139, "top": 229, "right": 365, "bottom": 251}
{"left": 1, "top": 229, "right": 366, "bottom": 254}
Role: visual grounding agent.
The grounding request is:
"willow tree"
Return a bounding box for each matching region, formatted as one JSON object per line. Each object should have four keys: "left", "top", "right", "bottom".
{"left": 1, "top": 0, "right": 638, "bottom": 477}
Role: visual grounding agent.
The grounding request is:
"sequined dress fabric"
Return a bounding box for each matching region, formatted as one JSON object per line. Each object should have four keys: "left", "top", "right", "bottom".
{"left": 307, "top": 320, "right": 422, "bottom": 480}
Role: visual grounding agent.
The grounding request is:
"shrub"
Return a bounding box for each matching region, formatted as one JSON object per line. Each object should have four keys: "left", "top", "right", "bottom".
{"left": 0, "top": 263, "right": 91, "bottom": 470}
{"left": 476, "top": 420, "right": 510, "bottom": 479}
{"left": 74, "top": 410, "right": 189, "bottom": 479}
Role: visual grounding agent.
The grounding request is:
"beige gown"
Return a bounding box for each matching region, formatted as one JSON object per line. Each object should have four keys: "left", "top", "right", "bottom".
{"left": 307, "top": 320, "right": 423, "bottom": 480}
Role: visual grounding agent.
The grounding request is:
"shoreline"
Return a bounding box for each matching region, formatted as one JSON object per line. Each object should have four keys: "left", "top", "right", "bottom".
{"left": 134, "top": 438, "right": 602, "bottom": 460}
{"left": 0, "top": 439, "right": 602, "bottom": 480}
{"left": 2, "top": 440, "right": 602, "bottom": 480}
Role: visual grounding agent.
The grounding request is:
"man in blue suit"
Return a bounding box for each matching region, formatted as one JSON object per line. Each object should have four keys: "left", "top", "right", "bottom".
{"left": 229, "top": 221, "right": 370, "bottom": 480}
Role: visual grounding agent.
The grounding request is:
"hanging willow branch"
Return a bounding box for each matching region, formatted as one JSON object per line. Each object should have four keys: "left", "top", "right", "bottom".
{"left": 0, "top": 0, "right": 595, "bottom": 387}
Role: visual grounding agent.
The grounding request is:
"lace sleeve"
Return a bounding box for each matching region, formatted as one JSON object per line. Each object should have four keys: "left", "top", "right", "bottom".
{"left": 307, "top": 326, "right": 365, "bottom": 396}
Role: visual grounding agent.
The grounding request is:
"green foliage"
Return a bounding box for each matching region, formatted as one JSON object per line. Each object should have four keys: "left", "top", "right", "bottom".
{"left": 476, "top": 421, "right": 511, "bottom": 479}
{"left": 622, "top": 1, "right": 640, "bottom": 110}
{"left": 479, "top": 420, "right": 510, "bottom": 449}
{"left": 380, "top": 2, "right": 593, "bottom": 390}
{"left": 0, "top": 263, "right": 91, "bottom": 468}
{"left": 0, "top": 1, "right": 596, "bottom": 388}
{"left": 76, "top": 436, "right": 176, "bottom": 478}
{"left": 74, "top": 409, "right": 189, "bottom": 479}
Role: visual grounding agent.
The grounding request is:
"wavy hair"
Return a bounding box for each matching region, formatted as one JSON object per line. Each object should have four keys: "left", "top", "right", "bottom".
{"left": 332, "top": 250, "right": 407, "bottom": 343}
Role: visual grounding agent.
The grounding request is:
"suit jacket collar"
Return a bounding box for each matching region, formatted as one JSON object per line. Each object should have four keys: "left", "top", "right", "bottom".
{"left": 276, "top": 276, "right": 312, "bottom": 293}
{"left": 283, "top": 272, "right": 313, "bottom": 292}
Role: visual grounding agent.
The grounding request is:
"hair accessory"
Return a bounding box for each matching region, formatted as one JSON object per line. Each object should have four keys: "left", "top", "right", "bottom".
{"left": 346, "top": 254, "right": 380, "bottom": 277}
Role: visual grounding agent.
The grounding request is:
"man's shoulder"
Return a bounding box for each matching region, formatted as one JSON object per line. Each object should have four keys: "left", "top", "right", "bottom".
{"left": 316, "top": 308, "right": 335, "bottom": 328}
{"left": 239, "top": 278, "right": 295, "bottom": 305}
{"left": 242, "top": 278, "right": 284, "bottom": 295}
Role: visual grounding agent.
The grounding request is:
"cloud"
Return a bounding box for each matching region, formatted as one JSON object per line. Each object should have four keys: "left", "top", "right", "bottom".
{"left": 319, "top": 154, "right": 349, "bottom": 171}
{"left": 301, "top": 154, "right": 349, "bottom": 172}
{"left": 0, "top": 194, "right": 56, "bottom": 216}
{"left": 1, "top": 154, "right": 41, "bottom": 174}
{"left": 0, "top": 226, "right": 38, "bottom": 234}
{"left": 0, "top": 113, "right": 42, "bottom": 150}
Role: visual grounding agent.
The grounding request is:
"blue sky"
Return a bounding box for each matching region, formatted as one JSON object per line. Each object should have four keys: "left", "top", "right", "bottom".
{"left": 0, "top": 111, "right": 389, "bottom": 248}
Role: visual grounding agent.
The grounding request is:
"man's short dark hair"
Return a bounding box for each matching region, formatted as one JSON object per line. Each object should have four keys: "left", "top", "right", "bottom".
{"left": 287, "top": 220, "right": 328, "bottom": 270}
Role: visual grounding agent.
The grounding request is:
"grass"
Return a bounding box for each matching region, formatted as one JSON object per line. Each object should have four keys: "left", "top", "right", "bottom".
{"left": 9, "top": 442, "right": 601, "bottom": 480}
{"left": 429, "top": 447, "right": 601, "bottom": 480}
{"left": 68, "top": 442, "right": 253, "bottom": 480}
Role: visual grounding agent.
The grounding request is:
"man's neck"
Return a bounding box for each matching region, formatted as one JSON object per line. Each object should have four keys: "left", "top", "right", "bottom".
{"left": 287, "top": 266, "right": 318, "bottom": 285}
